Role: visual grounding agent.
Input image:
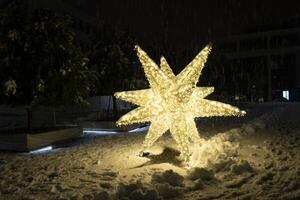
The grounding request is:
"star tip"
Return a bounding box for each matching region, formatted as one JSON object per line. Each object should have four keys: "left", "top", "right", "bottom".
{"left": 206, "top": 42, "right": 213, "bottom": 50}
{"left": 116, "top": 123, "right": 122, "bottom": 128}
{"left": 115, "top": 120, "right": 123, "bottom": 127}
{"left": 114, "top": 92, "right": 120, "bottom": 98}
{"left": 134, "top": 44, "right": 140, "bottom": 50}
{"left": 239, "top": 110, "right": 246, "bottom": 116}
{"left": 160, "top": 56, "right": 167, "bottom": 63}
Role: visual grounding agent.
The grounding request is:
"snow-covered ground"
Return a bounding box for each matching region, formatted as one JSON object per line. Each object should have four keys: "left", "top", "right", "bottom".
{"left": 0, "top": 103, "right": 300, "bottom": 200}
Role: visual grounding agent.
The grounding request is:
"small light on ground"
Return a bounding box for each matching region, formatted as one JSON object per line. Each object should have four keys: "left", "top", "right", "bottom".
{"left": 29, "top": 146, "right": 53, "bottom": 154}
{"left": 128, "top": 126, "right": 149, "bottom": 133}
{"left": 83, "top": 128, "right": 119, "bottom": 135}
{"left": 83, "top": 126, "right": 149, "bottom": 135}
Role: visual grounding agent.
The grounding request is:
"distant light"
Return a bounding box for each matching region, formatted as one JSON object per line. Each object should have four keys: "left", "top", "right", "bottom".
{"left": 29, "top": 146, "right": 53, "bottom": 154}
{"left": 282, "top": 90, "right": 289, "bottom": 100}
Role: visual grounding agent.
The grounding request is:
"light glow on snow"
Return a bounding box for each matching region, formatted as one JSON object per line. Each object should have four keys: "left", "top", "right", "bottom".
{"left": 115, "top": 43, "right": 246, "bottom": 163}
{"left": 83, "top": 128, "right": 118, "bottom": 135}
{"left": 83, "top": 126, "right": 149, "bottom": 135}
{"left": 128, "top": 125, "right": 149, "bottom": 132}
{"left": 29, "top": 146, "right": 53, "bottom": 154}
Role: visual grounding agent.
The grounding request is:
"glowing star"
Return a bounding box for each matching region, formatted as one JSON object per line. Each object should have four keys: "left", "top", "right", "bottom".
{"left": 115, "top": 43, "right": 246, "bottom": 163}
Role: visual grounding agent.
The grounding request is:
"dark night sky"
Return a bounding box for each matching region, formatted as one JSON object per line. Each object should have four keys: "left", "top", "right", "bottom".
{"left": 94, "top": 0, "right": 300, "bottom": 48}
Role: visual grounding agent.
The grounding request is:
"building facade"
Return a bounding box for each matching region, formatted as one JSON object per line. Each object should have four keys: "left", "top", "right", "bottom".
{"left": 216, "top": 28, "right": 300, "bottom": 101}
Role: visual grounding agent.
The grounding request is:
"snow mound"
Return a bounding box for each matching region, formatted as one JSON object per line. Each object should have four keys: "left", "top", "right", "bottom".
{"left": 230, "top": 160, "right": 253, "bottom": 175}
{"left": 150, "top": 170, "right": 185, "bottom": 199}
{"left": 116, "top": 181, "right": 143, "bottom": 198}
{"left": 116, "top": 181, "right": 161, "bottom": 200}
{"left": 187, "top": 167, "right": 214, "bottom": 181}
{"left": 151, "top": 170, "right": 184, "bottom": 187}
{"left": 189, "top": 178, "right": 205, "bottom": 191}
{"left": 241, "top": 119, "right": 267, "bottom": 136}
{"left": 223, "top": 173, "right": 253, "bottom": 189}
{"left": 94, "top": 191, "right": 111, "bottom": 200}
{"left": 190, "top": 131, "right": 240, "bottom": 168}
{"left": 210, "top": 157, "right": 236, "bottom": 172}
{"left": 242, "top": 124, "right": 256, "bottom": 135}
{"left": 251, "top": 120, "right": 266, "bottom": 130}
{"left": 155, "top": 183, "right": 184, "bottom": 199}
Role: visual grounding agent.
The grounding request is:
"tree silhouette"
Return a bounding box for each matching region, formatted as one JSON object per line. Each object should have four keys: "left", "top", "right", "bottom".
{"left": 0, "top": 6, "right": 95, "bottom": 129}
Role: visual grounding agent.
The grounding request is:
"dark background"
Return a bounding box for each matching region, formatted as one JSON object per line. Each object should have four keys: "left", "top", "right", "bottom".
{"left": 1, "top": 0, "right": 300, "bottom": 104}
{"left": 95, "top": 0, "right": 300, "bottom": 49}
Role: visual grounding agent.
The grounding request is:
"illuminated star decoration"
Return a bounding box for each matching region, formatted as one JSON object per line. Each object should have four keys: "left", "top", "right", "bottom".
{"left": 115, "top": 43, "right": 246, "bottom": 163}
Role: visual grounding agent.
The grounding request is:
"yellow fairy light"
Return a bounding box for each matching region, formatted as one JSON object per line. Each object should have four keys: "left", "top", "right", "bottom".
{"left": 115, "top": 43, "right": 246, "bottom": 163}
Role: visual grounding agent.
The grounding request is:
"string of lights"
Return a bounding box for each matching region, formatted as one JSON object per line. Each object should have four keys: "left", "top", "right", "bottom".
{"left": 115, "top": 43, "right": 246, "bottom": 163}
